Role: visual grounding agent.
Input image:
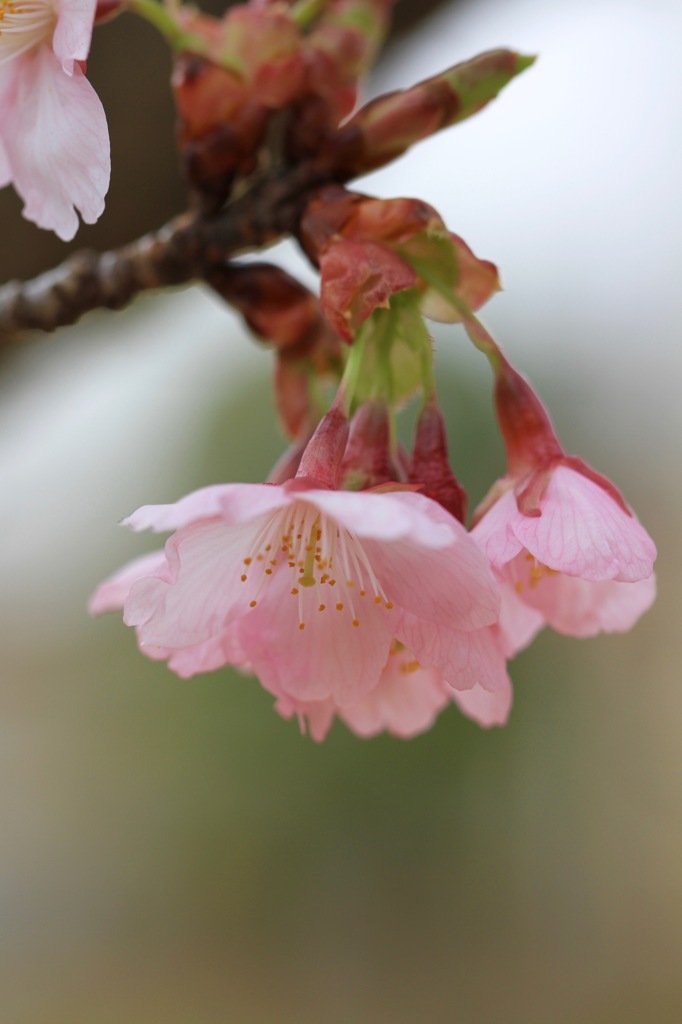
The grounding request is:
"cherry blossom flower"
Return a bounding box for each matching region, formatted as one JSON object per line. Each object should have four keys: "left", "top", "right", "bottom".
{"left": 472, "top": 463, "right": 657, "bottom": 637}
{"left": 0, "top": 0, "right": 109, "bottom": 239}
{"left": 90, "top": 477, "right": 504, "bottom": 713}
{"left": 461, "top": 325, "right": 657, "bottom": 639}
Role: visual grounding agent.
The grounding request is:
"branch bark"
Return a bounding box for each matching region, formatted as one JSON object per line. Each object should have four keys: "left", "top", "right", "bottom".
{"left": 0, "top": 162, "right": 327, "bottom": 343}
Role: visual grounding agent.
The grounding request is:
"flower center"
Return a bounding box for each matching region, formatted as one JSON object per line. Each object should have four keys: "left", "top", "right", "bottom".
{"left": 239, "top": 500, "right": 393, "bottom": 630}
{"left": 0, "top": 0, "right": 55, "bottom": 64}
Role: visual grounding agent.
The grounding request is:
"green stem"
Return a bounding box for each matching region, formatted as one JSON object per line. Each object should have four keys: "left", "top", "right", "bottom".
{"left": 338, "top": 329, "right": 367, "bottom": 411}
{"left": 412, "top": 263, "right": 504, "bottom": 372}
{"left": 126, "top": 0, "right": 208, "bottom": 51}
{"left": 374, "top": 309, "right": 395, "bottom": 406}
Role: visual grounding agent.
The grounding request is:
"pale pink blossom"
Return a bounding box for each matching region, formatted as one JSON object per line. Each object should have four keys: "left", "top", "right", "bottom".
{"left": 91, "top": 477, "right": 504, "bottom": 716}
{"left": 473, "top": 463, "right": 657, "bottom": 638}
{"left": 275, "top": 637, "right": 513, "bottom": 741}
{"left": 0, "top": 0, "right": 109, "bottom": 239}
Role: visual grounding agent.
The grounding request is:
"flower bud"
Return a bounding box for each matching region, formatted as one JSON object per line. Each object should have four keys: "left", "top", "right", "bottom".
{"left": 409, "top": 399, "right": 467, "bottom": 523}
{"left": 340, "top": 402, "right": 395, "bottom": 490}
{"left": 296, "top": 405, "right": 350, "bottom": 488}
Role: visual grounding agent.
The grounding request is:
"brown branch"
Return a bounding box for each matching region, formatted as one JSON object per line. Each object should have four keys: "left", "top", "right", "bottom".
{"left": 0, "top": 162, "right": 328, "bottom": 343}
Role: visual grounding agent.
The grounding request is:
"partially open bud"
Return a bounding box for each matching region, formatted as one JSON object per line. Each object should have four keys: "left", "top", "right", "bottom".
{"left": 409, "top": 398, "right": 467, "bottom": 524}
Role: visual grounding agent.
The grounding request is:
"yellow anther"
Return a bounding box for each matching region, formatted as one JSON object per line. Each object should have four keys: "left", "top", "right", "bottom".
{"left": 336, "top": 603, "right": 344, "bottom": 611}
{"left": 249, "top": 600, "right": 257, "bottom": 608}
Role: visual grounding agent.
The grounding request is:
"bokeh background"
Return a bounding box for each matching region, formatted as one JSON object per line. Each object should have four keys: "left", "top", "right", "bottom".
{"left": 2, "top": 0, "right": 681, "bottom": 1021}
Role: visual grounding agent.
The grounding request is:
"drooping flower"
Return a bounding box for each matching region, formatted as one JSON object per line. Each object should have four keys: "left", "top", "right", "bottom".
{"left": 90, "top": 475, "right": 503, "bottom": 710}
{"left": 473, "top": 464, "right": 657, "bottom": 637}
{"left": 0, "top": 0, "right": 109, "bottom": 239}
{"left": 470, "top": 341, "right": 657, "bottom": 637}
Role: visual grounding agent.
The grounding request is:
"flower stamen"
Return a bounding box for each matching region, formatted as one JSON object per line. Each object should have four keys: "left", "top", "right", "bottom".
{"left": 238, "top": 500, "right": 391, "bottom": 630}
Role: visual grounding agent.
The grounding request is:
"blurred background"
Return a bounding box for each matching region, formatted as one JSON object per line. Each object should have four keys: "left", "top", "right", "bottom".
{"left": 1, "top": 0, "right": 681, "bottom": 1021}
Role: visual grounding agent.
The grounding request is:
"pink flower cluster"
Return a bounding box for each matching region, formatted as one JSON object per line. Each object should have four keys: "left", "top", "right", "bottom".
{"left": 91, "top": 384, "right": 656, "bottom": 741}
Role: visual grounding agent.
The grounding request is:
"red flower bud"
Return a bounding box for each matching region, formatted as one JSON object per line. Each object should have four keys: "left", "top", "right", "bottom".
{"left": 341, "top": 402, "right": 395, "bottom": 490}
{"left": 409, "top": 399, "right": 467, "bottom": 523}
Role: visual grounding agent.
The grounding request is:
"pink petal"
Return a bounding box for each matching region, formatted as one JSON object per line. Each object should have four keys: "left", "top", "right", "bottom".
{"left": 513, "top": 465, "right": 657, "bottom": 582}
{"left": 124, "top": 519, "right": 258, "bottom": 647}
{"left": 53, "top": 0, "right": 96, "bottom": 73}
{"left": 471, "top": 488, "right": 525, "bottom": 567}
{"left": 309, "top": 489, "right": 499, "bottom": 631}
{"left": 239, "top": 572, "right": 394, "bottom": 704}
{"left": 497, "top": 580, "right": 545, "bottom": 657}
{"left": 397, "top": 613, "right": 508, "bottom": 692}
{"left": 366, "top": 531, "right": 499, "bottom": 632}
{"left": 274, "top": 694, "right": 336, "bottom": 742}
{"left": 338, "top": 655, "right": 449, "bottom": 738}
{"left": 0, "top": 47, "right": 109, "bottom": 240}
{"left": 163, "top": 627, "right": 248, "bottom": 678}
{"left": 303, "top": 487, "right": 459, "bottom": 548}
{"left": 452, "top": 680, "right": 513, "bottom": 728}
{"left": 509, "top": 564, "right": 657, "bottom": 638}
{"left": 123, "top": 483, "right": 292, "bottom": 533}
{"left": 88, "top": 550, "right": 169, "bottom": 615}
